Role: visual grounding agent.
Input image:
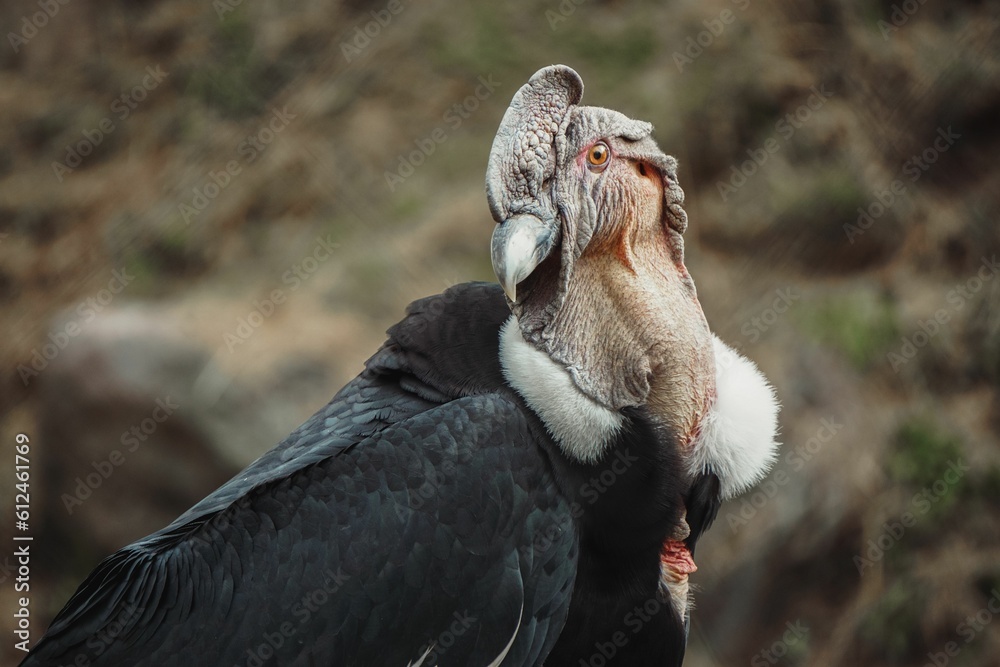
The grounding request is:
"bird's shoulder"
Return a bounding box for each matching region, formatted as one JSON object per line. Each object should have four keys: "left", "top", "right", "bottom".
{"left": 23, "top": 282, "right": 574, "bottom": 666}
{"left": 153, "top": 281, "right": 516, "bottom": 533}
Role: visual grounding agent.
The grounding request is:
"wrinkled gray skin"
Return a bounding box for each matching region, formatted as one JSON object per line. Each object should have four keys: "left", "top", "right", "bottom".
{"left": 487, "top": 65, "right": 715, "bottom": 448}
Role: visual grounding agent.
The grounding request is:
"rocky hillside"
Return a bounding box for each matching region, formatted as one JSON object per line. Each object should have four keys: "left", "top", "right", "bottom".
{"left": 2, "top": 0, "right": 999, "bottom": 665}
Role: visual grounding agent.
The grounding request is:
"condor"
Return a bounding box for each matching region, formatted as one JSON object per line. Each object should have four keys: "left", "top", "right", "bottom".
{"left": 22, "top": 65, "right": 779, "bottom": 667}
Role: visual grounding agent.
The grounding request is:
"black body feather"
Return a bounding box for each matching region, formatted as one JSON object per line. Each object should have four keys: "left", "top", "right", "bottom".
{"left": 22, "top": 282, "right": 708, "bottom": 667}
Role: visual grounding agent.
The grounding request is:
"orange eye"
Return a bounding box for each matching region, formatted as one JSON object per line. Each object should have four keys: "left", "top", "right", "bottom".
{"left": 587, "top": 142, "right": 610, "bottom": 169}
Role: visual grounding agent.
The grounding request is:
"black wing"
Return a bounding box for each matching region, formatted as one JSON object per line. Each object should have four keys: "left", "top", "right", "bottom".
{"left": 23, "top": 283, "right": 577, "bottom": 667}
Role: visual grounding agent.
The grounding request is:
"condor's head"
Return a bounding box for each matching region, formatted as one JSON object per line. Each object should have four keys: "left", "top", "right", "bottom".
{"left": 487, "top": 64, "right": 780, "bottom": 594}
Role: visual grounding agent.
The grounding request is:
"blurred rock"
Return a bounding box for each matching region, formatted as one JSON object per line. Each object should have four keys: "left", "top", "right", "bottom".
{"left": 35, "top": 305, "right": 291, "bottom": 576}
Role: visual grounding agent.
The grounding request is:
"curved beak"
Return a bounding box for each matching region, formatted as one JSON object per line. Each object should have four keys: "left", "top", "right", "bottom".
{"left": 491, "top": 214, "right": 558, "bottom": 302}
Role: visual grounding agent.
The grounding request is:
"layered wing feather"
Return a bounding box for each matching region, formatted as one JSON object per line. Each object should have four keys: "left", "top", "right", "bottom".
{"left": 24, "top": 283, "right": 576, "bottom": 667}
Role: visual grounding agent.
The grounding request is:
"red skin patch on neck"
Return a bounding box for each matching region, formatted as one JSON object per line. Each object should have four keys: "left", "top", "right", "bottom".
{"left": 661, "top": 539, "right": 697, "bottom": 575}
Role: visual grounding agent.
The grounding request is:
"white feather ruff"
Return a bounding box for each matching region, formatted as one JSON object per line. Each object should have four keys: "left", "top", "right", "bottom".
{"left": 500, "top": 317, "right": 779, "bottom": 494}
{"left": 498, "top": 317, "right": 623, "bottom": 463}
{"left": 689, "top": 336, "right": 781, "bottom": 499}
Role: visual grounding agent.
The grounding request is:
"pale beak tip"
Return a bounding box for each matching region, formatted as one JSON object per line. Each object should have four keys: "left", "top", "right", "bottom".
{"left": 491, "top": 214, "right": 557, "bottom": 306}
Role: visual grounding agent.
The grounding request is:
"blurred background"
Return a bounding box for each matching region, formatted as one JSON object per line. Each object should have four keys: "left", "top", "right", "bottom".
{"left": 2, "top": 0, "right": 999, "bottom": 664}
